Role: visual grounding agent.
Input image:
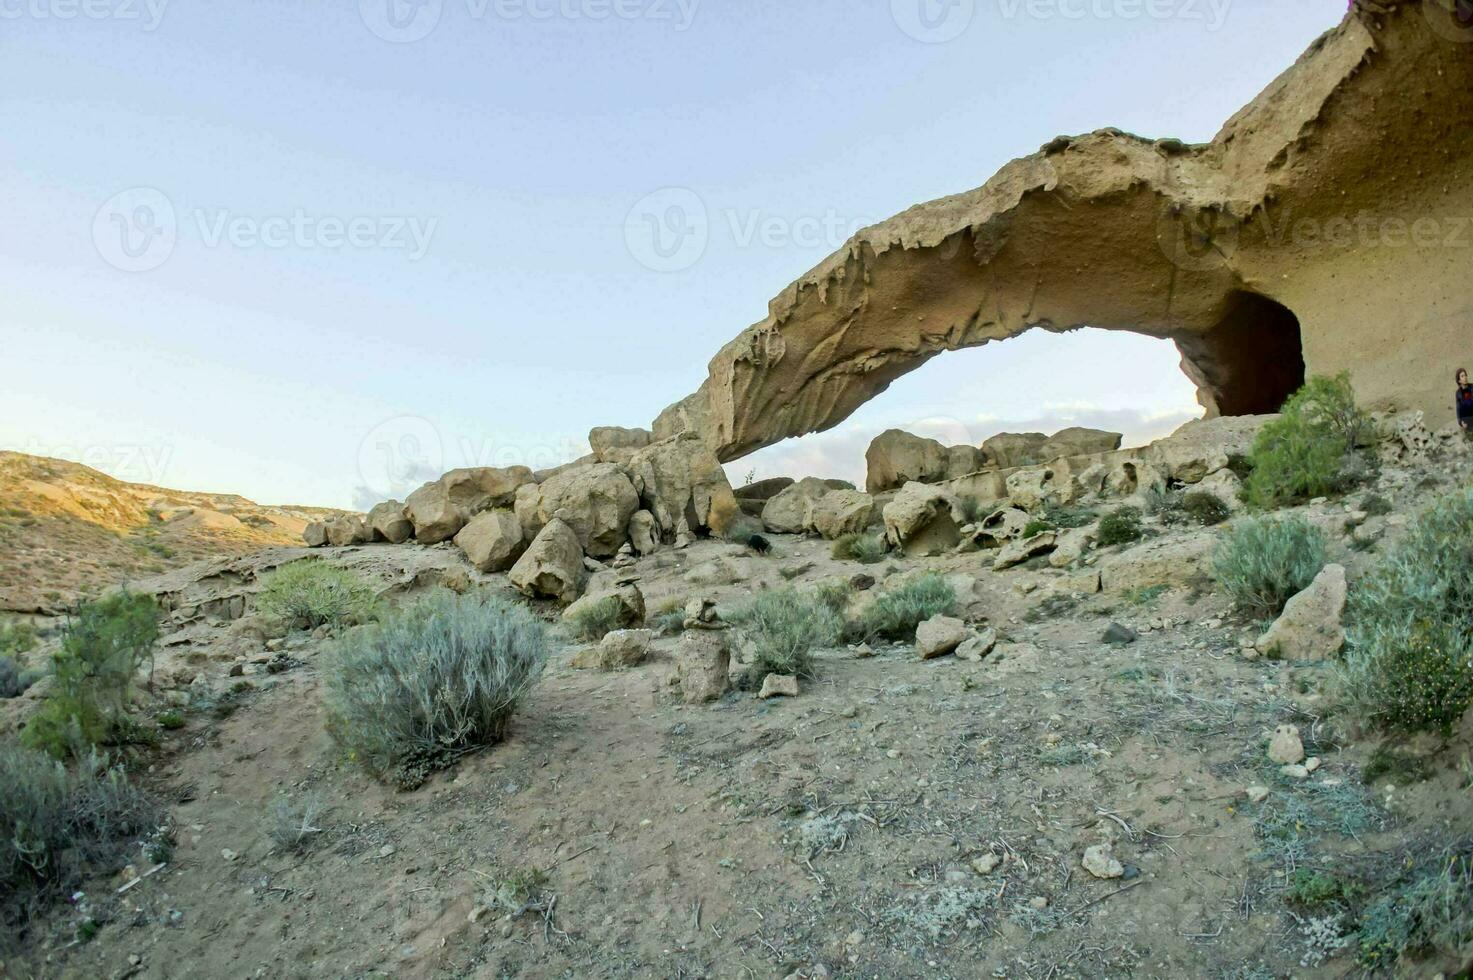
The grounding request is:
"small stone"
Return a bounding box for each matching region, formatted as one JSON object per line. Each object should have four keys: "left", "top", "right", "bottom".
{"left": 1102, "top": 623, "right": 1138, "bottom": 646}
{"left": 955, "top": 628, "right": 998, "bottom": 662}
{"left": 129, "top": 955, "right": 142, "bottom": 967}
{"left": 1029, "top": 896, "right": 1048, "bottom": 910}
{"left": 916, "top": 615, "right": 968, "bottom": 659}
{"left": 852, "top": 643, "right": 874, "bottom": 659}
{"left": 971, "top": 853, "right": 1001, "bottom": 875}
{"left": 944, "top": 869, "right": 970, "bottom": 883}
{"left": 886, "top": 749, "right": 902, "bottom": 759}
{"left": 844, "top": 930, "right": 864, "bottom": 947}
{"left": 379, "top": 844, "right": 397, "bottom": 858}
{"left": 1280, "top": 764, "right": 1310, "bottom": 780}
{"left": 221, "top": 849, "right": 238, "bottom": 862}
{"left": 758, "top": 673, "right": 800, "bottom": 699}
{"left": 1304, "top": 756, "right": 1322, "bottom": 773}
{"left": 1082, "top": 843, "right": 1124, "bottom": 879}
{"left": 1267, "top": 724, "right": 1305, "bottom": 765}
{"left": 1245, "top": 785, "right": 1270, "bottom": 804}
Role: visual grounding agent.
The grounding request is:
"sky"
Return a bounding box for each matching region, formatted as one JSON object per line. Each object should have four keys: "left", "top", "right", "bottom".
{"left": 0, "top": 0, "right": 1344, "bottom": 508}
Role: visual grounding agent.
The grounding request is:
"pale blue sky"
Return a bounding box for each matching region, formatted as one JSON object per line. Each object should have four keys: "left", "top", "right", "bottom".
{"left": 0, "top": 1, "right": 1341, "bottom": 507}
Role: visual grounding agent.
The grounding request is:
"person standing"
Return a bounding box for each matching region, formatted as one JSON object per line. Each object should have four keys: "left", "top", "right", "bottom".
{"left": 1458, "top": 368, "right": 1473, "bottom": 431}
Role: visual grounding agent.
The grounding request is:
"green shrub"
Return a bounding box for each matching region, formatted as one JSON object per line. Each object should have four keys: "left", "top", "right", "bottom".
{"left": 1342, "top": 488, "right": 1473, "bottom": 734}
{"left": 648, "top": 598, "right": 687, "bottom": 635}
{"left": 564, "top": 596, "right": 624, "bottom": 642}
{"left": 1181, "top": 491, "right": 1231, "bottom": 526}
{"left": 0, "top": 619, "right": 38, "bottom": 657}
{"left": 727, "top": 588, "right": 842, "bottom": 685}
{"left": 831, "top": 532, "right": 886, "bottom": 564}
{"left": 1210, "top": 516, "right": 1326, "bottom": 619}
{"left": 255, "top": 560, "right": 377, "bottom": 633}
{"left": 1021, "top": 519, "right": 1053, "bottom": 539}
{"left": 1284, "top": 868, "right": 1362, "bottom": 909}
{"left": 155, "top": 710, "right": 185, "bottom": 731}
{"left": 1243, "top": 374, "right": 1368, "bottom": 509}
{"left": 1356, "top": 855, "right": 1473, "bottom": 970}
{"left": 1360, "top": 493, "right": 1393, "bottom": 518}
{"left": 22, "top": 592, "right": 160, "bottom": 760}
{"left": 1095, "top": 506, "right": 1143, "bottom": 547}
{"left": 0, "top": 656, "right": 38, "bottom": 699}
{"left": 0, "top": 745, "right": 160, "bottom": 944}
{"left": 323, "top": 593, "right": 548, "bottom": 790}
{"left": 1040, "top": 502, "right": 1099, "bottom": 529}
{"left": 853, "top": 573, "right": 957, "bottom": 642}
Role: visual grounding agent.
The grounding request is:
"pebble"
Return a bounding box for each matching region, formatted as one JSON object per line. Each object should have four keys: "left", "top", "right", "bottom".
{"left": 1082, "top": 843, "right": 1124, "bottom": 880}
{"left": 853, "top": 643, "right": 874, "bottom": 660}
{"left": 1245, "top": 785, "right": 1270, "bottom": 804}
{"left": 1029, "top": 897, "right": 1048, "bottom": 910}
{"left": 971, "top": 853, "right": 1002, "bottom": 875}
{"left": 1304, "top": 756, "right": 1322, "bottom": 773}
{"left": 379, "top": 844, "right": 397, "bottom": 858}
{"left": 221, "top": 849, "right": 238, "bottom": 862}
{"left": 1267, "top": 725, "right": 1305, "bottom": 765}
{"left": 885, "top": 749, "right": 902, "bottom": 760}
{"left": 1280, "top": 764, "right": 1310, "bottom": 780}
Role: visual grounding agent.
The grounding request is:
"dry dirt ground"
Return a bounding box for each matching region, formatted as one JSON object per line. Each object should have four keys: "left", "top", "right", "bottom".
{"left": 6, "top": 458, "right": 1473, "bottom": 979}
{"left": 0, "top": 452, "right": 345, "bottom": 614}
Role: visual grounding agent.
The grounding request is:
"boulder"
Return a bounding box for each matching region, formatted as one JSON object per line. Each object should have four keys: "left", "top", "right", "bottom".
{"left": 916, "top": 616, "right": 968, "bottom": 659}
{"left": 526, "top": 463, "right": 639, "bottom": 558}
{"left": 303, "top": 522, "right": 328, "bottom": 547}
{"left": 1193, "top": 469, "right": 1244, "bottom": 511}
{"left": 628, "top": 510, "right": 661, "bottom": 555}
{"left": 533, "top": 453, "right": 598, "bottom": 483}
{"left": 1098, "top": 534, "right": 1213, "bottom": 594}
{"left": 508, "top": 518, "right": 585, "bottom": 604}
{"left": 563, "top": 580, "right": 645, "bottom": 629}
{"left": 596, "top": 628, "right": 653, "bottom": 669}
{"left": 812, "top": 489, "right": 875, "bottom": 540}
{"left": 453, "top": 509, "right": 525, "bottom": 572}
{"left": 677, "top": 630, "right": 730, "bottom": 703}
{"left": 944, "top": 445, "right": 986, "bottom": 480}
{"left": 1005, "top": 466, "right": 1060, "bottom": 512}
{"left": 589, "top": 425, "right": 652, "bottom": 462}
{"left": 758, "top": 673, "right": 800, "bottom": 699}
{"left": 1255, "top": 564, "right": 1346, "bottom": 661}
{"left": 627, "top": 434, "right": 740, "bottom": 541}
{"left": 1146, "top": 416, "right": 1272, "bottom": 484}
{"left": 406, "top": 466, "right": 535, "bottom": 544}
{"left": 1048, "top": 526, "right": 1095, "bottom": 568}
{"left": 972, "top": 506, "right": 1033, "bottom": 548}
{"left": 762, "top": 477, "right": 833, "bottom": 534}
{"left": 983, "top": 432, "right": 1048, "bottom": 468}
{"left": 1041, "top": 427, "right": 1122, "bottom": 460}
{"left": 993, "top": 531, "right": 1057, "bottom": 571}
{"left": 883, "top": 482, "right": 964, "bottom": 557}
{"left": 324, "top": 515, "right": 370, "bottom": 547}
{"left": 865, "top": 429, "right": 950, "bottom": 493}
{"left": 367, "top": 500, "right": 414, "bottom": 544}
{"left": 734, "top": 477, "right": 795, "bottom": 502}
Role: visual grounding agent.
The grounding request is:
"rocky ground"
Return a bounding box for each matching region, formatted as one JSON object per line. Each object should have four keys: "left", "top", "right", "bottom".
{"left": 4, "top": 423, "right": 1472, "bottom": 979}
{"left": 0, "top": 452, "right": 346, "bottom": 615}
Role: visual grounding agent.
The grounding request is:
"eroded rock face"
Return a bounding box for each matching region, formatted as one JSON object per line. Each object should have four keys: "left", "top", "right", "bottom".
{"left": 655, "top": 7, "right": 1473, "bottom": 459}
{"left": 883, "top": 483, "right": 964, "bottom": 557}
{"left": 522, "top": 463, "right": 639, "bottom": 558}
{"left": 508, "top": 518, "right": 585, "bottom": 604}
{"left": 812, "top": 489, "right": 874, "bottom": 540}
{"left": 761, "top": 477, "right": 832, "bottom": 534}
{"left": 626, "top": 434, "right": 740, "bottom": 542}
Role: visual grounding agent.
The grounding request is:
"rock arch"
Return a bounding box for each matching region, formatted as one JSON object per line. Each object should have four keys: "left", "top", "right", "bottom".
{"left": 654, "top": 1, "right": 1473, "bottom": 462}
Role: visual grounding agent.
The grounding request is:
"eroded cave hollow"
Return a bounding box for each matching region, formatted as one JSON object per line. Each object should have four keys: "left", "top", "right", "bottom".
{"left": 1177, "top": 292, "right": 1305, "bottom": 417}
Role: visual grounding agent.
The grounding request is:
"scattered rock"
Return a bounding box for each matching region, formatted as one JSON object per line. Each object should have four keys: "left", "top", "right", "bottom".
{"left": 597, "top": 629, "right": 653, "bottom": 669}
{"left": 955, "top": 628, "right": 998, "bottom": 662}
{"left": 1267, "top": 724, "right": 1305, "bottom": 765}
{"left": 1245, "top": 785, "right": 1270, "bottom": 804}
{"left": 367, "top": 500, "right": 414, "bottom": 544}
{"left": 812, "top": 489, "right": 875, "bottom": 540}
{"left": 761, "top": 477, "right": 834, "bottom": 534}
{"left": 677, "top": 630, "right": 731, "bottom": 704}
{"left": 971, "top": 853, "right": 1001, "bottom": 875}
{"left": 758, "top": 673, "right": 799, "bottom": 699}
{"left": 915, "top": 615, "right": 968, "bottom": 659}
{"left": 405, "top": 466, "right": 535, "bottom": 544}
{"left": 1254, "top": 564, "right": 1346, "bottom": 661}
{"left": 1102, "top": 623, "right": 1138, "bottom": 645}
{"left": 993, "top": 530, "right": 1057, "bottom": 570}
{"left": 1082, "top": 843, "right": 1124, "bottom": 880}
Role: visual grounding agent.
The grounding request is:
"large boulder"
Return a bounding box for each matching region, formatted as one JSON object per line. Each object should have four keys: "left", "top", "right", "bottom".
{"left": 453, "top": 509, "right": 525, "bottom": 572}
{"left": 865, "top": 429, "right": 949, "bottom": 493}
{"left": 993, "top": 530, "right": 1057, "bottom": 570}
{"left": 405, "top": 466, "right": 535, "bottom": 544}
{"left": 762, "top": 477, "right": 833, "bottom": 534}
{"left": 883, "top": 482, "right": 964, "bottom": 557}
{"left": 1256, "top": 564, "right": 1347, "bottom": 661}
{"left": 589, "top": 426, "right": 652, "bottom": 464}
{"left": 983, "top": 432, "right": 1048, "bottom": 468}
{"left": 1040, "top": 427, "right": 1122, "bottom": 460}
{"left": 367, "top": 500, "right": 414, "bottom": 544}
{"left": 303, "top": 522, "right": 328, "bottom": 547}
{"left": 1146, "top": 416, "right": 1273, "bottom": 485}
{"left": 916, "top": 615, "right": 968, "bottom": 659}
{"left": 324, "top": 515, "right": 370, "bottom": 547}
{"left": 508, "top": 518, "right": 585, "bottom": 604}
{"left": 812, "top": 489, "right": 875, "bottom": 540}
{"left": 734, "top": 476, "right": 795, "bottom": 517}
{"left": 945, "top": 445, "right": 986, "bottom": 480}
{"left": 1005, "top": 466, "right": 1061, "bottom": 512}
{"left": 626, "top": 434, "right": 740, "bottom": 542}
{"left": 1098, "top": 533, "right": 1214, "bottom": 594}
{"left": 523, "top": 463, "right": 639, "bottom": 558}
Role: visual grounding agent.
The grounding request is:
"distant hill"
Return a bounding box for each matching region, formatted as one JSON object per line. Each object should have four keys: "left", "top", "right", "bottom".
{"left": 0, "top": 451, "right": 347, "bottom": 613}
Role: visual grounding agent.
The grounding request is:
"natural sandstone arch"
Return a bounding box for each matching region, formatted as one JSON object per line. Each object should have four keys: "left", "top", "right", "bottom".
{"left": 653, "top": 1, "right": 1473, "bottom": 462}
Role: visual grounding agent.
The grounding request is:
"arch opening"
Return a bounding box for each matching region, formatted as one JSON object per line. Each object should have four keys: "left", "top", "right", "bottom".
{"left": 1177, "top": 291, "right": 1305, "bottom": 417}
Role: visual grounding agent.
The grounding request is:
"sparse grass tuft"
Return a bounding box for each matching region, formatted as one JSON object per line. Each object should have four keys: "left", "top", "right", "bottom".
{"left": 852, "top": 573, "right": 957, "bottom": 642}
{"left": 831, "top": 532, "right": 887, "bottom": 564}
{"left": 1021, "top": 519, "right": 1053, "bottom": 539}
{"left": 323, "top": 592, "right": 548, "bottom": 790}
{"left": 1211, "top": 515, "right": 1326, "bottom": 619}
{"left": 564, "top": 596, "right": 624, "bottom": 643}
{"left": 957, "top": 496, "right": 987, "bottom": 525}
{"left": 1360, "top": 493, "right": 1393, "bottom": 517}
{"left": 1342, "top": 488, "right": 1473, "bottom": 734}
{"left": 1355, "top": 853, "right": 1473, "bottom": 970}
{"left": 648, "top": 597, "right": 687, "bottom": 635}
{"left": 727, "top": 588, "right": 842, "bottom": 685}
{"left": 255, "top": 560, "right": 377, "bottom": 634}
{"left": 267, "top": 793, "right": 326, "bottom": 854}
{"left": 1123, "top": 584, "right": 1169, "bottom": 606}
{"left": 1362, "top": 744, "right": 1434, "bottom": 786}
{"left": 1096, "top": 506, "right": 1143, "bottom": 547}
